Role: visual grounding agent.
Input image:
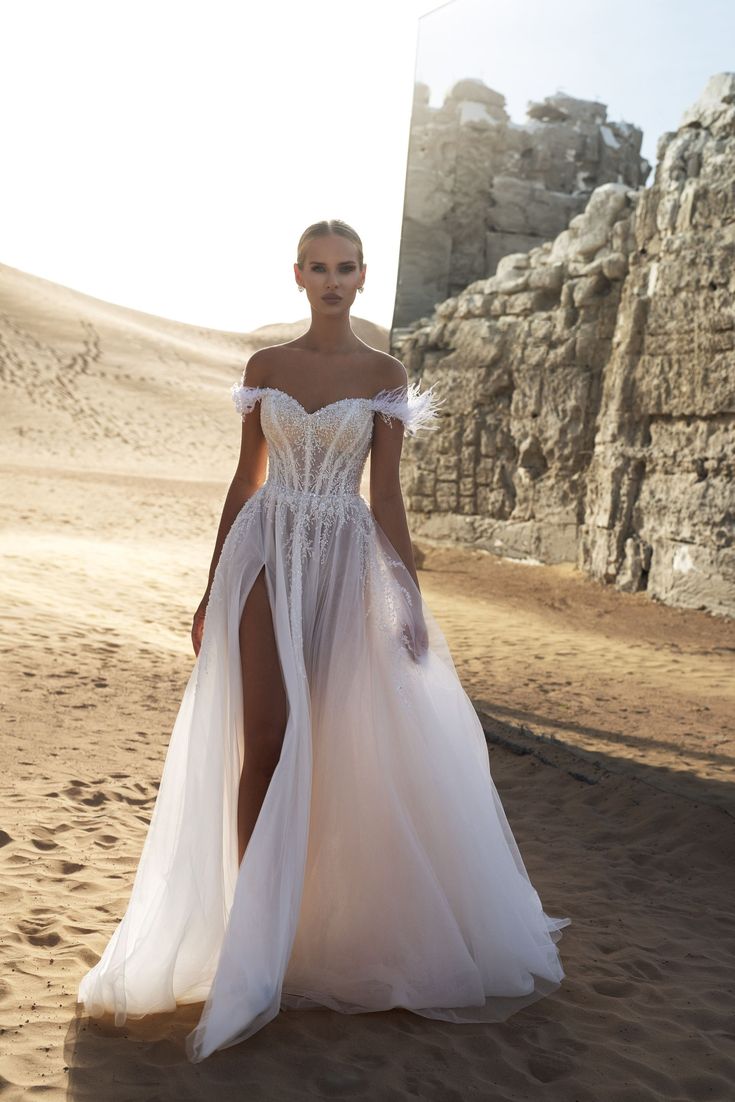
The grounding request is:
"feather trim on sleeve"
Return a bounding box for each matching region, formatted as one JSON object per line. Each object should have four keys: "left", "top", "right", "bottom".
{"left": 372, "top": 379, "right": 444, "bottom": 436}
{"left": 231, "top": 383, "right": 264, "bottom": 419}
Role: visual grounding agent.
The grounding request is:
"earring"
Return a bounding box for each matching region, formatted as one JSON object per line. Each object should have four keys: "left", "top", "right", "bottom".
{"left": 298, "top": 286, "right": 304, "bottom": 292}
{"left": 358, "top": 286, "right": 364, "bottom": 293}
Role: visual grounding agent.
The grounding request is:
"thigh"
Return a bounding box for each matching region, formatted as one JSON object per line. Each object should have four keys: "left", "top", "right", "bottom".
{"left": 239, "top": 565, "right": 288, "bottom": 761}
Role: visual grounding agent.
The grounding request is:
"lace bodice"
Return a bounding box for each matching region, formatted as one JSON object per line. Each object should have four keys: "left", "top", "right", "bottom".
{"left": 231, "top": 381, "right": 442, "bottom": 498}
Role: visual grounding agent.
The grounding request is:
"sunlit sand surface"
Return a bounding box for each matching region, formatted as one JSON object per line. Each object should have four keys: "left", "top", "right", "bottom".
{"left": 1, "top": 262, "right": 733, "bottom": 1099}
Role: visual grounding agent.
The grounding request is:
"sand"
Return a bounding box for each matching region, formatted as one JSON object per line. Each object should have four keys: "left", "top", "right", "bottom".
{"left": 1, "top": 261, "right": 734, "bottom": 1100}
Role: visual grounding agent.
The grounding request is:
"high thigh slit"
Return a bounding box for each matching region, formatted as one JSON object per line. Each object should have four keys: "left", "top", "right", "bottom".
{"left": 237, "top": 563, "right": 288, "bottom": 864}
{"left": 77, "top": 380, "right": 571, "bottom": 1063}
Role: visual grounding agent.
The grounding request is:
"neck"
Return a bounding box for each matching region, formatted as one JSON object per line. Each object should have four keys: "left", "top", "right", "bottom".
{"left": 297, "top": 314, "right": 363, "bottom": 355}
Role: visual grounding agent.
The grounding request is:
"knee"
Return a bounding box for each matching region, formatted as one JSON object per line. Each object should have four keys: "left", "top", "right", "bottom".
{"left": 244, "top": 720, "right": 286, "bottom": 777}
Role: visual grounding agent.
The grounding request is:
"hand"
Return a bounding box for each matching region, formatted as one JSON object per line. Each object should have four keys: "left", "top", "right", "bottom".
{"left": 191, "top": 592, "right": 209, "bottom": 657}
{"left": 403, "top": 609, "right": 429, "bottom": 662}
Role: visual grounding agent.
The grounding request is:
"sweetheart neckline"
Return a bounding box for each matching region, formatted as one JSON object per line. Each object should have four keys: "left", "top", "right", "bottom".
{"left": 240, "top": 385, "right": 382, "bottom": 418}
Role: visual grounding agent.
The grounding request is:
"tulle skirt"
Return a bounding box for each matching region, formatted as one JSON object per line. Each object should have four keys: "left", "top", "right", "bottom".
{"left": 76, "top": 484, "right": 570, "bottom": 1063}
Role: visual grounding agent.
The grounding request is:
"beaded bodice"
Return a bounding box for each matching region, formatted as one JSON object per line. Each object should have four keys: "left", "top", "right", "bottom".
{"left": 204, "top": 378, "right": 444, "bottom": 679}
{"left": 231, "top": 382, "right": 442, "bottom": 499}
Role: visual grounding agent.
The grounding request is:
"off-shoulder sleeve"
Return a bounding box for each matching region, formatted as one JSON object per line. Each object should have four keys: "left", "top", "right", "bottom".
{"left": 231, "top": 382, "right": 265, "bottom": 419}
{"left": 372, "top": 379, "right": 444, "bottom": 436}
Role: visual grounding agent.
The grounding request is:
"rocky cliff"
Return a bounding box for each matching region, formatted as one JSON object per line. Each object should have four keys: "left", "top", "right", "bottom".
{"left": 395, "top": 73, "right": 735, "bottom": 617}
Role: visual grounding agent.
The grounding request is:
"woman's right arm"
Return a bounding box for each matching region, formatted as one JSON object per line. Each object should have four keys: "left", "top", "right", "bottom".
{"left": 191, "top": 362, "right": 268, "bottom": 655}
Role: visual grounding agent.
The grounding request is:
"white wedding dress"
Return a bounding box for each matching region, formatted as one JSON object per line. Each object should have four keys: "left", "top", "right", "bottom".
{"left": 77, "top": 379, "right": 570, "bottom": 1063}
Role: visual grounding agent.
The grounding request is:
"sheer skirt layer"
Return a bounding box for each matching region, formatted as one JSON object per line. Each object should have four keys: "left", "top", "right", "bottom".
{"left": 77, "top": 487, "right": 569, "bottom": 1063}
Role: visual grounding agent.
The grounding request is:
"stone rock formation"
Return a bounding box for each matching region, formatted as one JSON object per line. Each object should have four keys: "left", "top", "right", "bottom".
{"left": 392, "top": 78, "right": 650, "bottom": 327}
{"left": 394, "top": 73, "right": 735, "bottom": 618}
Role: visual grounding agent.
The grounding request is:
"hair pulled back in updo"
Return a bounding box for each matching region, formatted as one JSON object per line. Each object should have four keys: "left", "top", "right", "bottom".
{"left": 296, "top": 220, "right": 364, "bottom": 270}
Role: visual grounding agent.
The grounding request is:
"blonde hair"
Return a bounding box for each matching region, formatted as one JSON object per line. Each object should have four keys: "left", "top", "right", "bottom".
{"left": 296, "top": 220, "right": 364, "bottom": 270}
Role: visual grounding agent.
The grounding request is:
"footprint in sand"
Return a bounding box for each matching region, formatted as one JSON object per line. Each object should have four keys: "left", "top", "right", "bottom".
{"left": 93, "top": 834, "right": 119, "bottom": 848}
{"left": 17, "top": 919, "right": 61, "bottom": 947}
{"left": 31, "top": 838, "right": 58, "bottom": 851}
{"left": 592, "top": 978, "right": 639, "bottom": 998}
{"left": 527, "top": 1053, "right": 574, "bottom": 1083}
{"left": 80, "top": 791, "right": 108, "bottom": 807}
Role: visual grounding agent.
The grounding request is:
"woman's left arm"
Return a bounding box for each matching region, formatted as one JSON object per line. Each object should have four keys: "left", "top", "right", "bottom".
{"left": 369, "top": 408, "right": 421, "bottom": 593}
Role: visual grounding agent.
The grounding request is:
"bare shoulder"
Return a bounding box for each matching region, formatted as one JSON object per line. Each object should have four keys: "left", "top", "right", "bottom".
{"left": 239, "top": 346, "right": 280, "bottom": 387}
{"left": 240, "top": 340, "right": 316, "bottom": 386}
{"left": 371, "top": 351, "right": 408, "bottom": 393}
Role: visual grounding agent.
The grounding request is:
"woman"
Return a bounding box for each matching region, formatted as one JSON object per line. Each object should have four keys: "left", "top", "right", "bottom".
{"left": 77, "top": 219, "right": 570, "bottom": 1063}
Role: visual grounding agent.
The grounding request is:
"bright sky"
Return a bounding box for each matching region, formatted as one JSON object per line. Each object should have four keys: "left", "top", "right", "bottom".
{"left": 0, "top": 0, "right": 731, "bottom": 334}
{"left": 417, "top": 0, "right": 734, "bottom": 173}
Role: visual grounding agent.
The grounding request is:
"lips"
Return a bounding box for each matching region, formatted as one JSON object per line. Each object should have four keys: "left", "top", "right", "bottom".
{"left": 322, "top": 295, "right": 341, "bottom": 302}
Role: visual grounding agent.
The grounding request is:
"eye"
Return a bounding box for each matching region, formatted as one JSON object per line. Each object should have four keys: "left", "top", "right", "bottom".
{"left": 310, "top": 264, "right": 356, "bottom": 272}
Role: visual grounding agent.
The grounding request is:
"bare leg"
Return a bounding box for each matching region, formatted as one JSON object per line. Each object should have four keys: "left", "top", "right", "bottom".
{"left": 238, "top": 564, "right": 288, "bottom": 866}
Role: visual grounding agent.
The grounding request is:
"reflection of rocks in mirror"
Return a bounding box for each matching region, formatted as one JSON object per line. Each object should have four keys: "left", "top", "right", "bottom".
{"left": 393, "top": 77, "right": 650, "bottom": 329}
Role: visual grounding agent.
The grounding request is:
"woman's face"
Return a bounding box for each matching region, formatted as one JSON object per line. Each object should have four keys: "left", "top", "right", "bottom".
{"left": 295, "top": 235, "right": 365, "bottom": 311}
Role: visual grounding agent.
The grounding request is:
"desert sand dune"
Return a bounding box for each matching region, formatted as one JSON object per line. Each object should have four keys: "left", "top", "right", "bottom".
{"left": 1, "top": 263, "right": 733, "bottom": 1099}
{"left": 0, "top": 260, "right": 388, "bottom": 478}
